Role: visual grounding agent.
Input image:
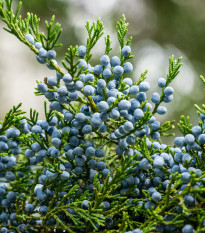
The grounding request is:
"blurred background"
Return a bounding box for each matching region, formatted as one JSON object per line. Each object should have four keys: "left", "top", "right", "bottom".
{"left": 0, "top": 0, "right": 204, "bottom": 142}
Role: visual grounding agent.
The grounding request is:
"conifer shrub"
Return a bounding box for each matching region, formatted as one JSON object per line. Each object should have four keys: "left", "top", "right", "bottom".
{"left": 0, "top": 1, "right": 205, "bottom": 232}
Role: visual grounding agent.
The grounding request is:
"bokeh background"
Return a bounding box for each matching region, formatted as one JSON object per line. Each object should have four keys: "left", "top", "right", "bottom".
{"left": 0, "top": 0, "right": 204, "bottom": 142}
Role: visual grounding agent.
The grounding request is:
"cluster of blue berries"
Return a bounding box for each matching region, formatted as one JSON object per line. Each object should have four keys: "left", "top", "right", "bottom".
{"left": 25, "top": 34, "right": 57, "bottom": 68}
{"left": 0, "top": 128, "right": 21, "bottom": 182}
{"left": 0, "top": 29, "right": 205, "bottom": 233}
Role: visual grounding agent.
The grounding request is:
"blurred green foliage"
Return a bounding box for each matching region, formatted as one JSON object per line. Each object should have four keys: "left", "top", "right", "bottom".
{"left": 149, "top": 0, "right": 205, "bottom": 74}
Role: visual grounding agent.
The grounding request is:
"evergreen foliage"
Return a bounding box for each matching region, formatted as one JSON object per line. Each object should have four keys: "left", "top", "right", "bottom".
{"left": 0, "top": 1, "right": 205, "bottom": 232}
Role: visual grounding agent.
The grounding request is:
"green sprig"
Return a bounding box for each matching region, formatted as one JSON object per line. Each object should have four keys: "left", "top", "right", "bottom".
{"left": 116, "top": 14, "right": 132, "bottom": 49}
{"left": 85, "top": 18, "right": 104, "bottom": 62}
{"left": 105, "top": 34, "right": 112, "bottom": 55}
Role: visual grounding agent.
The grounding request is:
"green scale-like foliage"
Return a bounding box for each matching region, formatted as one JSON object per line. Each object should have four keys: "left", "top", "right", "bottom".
{"left": 0, "top": 1, "right": 205, "bottom": 233}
